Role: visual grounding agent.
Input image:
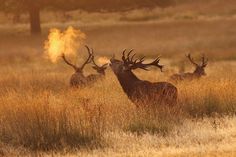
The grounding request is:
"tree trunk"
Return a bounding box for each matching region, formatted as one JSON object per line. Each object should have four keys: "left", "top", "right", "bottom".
{"left": 29, "top": 5, "right": 41, "bottom": 35}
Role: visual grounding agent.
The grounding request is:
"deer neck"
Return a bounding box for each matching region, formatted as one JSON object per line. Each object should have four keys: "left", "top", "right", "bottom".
{"left": 193, "top": 71, "right": 202, "bottom": 78}
{"left": 115, "top": 70, "right": 140, "bottom": 96}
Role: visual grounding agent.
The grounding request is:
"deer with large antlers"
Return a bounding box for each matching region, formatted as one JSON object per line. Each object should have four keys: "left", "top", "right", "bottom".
{"left": 170, "top": 54, "right": 208, "bottom": 82}
{"left": 110, "top": 50, "right": 178, "bottom": 107}
{"left": 62, "top": 46, "right": 108, "bottom": 87}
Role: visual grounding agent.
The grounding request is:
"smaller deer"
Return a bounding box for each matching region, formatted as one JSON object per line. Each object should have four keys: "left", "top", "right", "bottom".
{"left": 170, "top": 54, "right": 208, "bottom": 82}
{"left": 62, "top": 45, "right": 107, "bottom": 87}
{"left": 86, "top": 47, "right": 108, "bottom": 82}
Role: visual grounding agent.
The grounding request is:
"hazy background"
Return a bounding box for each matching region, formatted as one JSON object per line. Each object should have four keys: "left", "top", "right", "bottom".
{"left": 0, "top": 0, "right": 236, "bottom": 64}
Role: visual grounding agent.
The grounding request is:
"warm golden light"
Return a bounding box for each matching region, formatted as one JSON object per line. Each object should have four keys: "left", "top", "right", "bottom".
{"left": 44, "top": 26, "right": 86, "bottom": 63}
{"left": 98, "top": 56, "right": 110, "bottom": 65}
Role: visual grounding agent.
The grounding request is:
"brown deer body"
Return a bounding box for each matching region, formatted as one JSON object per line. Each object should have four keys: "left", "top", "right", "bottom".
{"left": 87, "top": 54, "right": 108, "bottom": 82}
{"left": 110, "top": 50, "right": 177, "bottom": 107}
{"left": 62, "top": 46, "right": 107, "bottom": 87}
{"left": 170, "top": 54, "right": 208, "bottom": 82}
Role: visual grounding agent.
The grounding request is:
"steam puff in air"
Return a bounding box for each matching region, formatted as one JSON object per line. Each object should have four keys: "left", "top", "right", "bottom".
{"left": 98, "top": 57, "right": 110, "bottom": 65}
{"left": 44, "top": 26, "right": 86, "bottom": 63}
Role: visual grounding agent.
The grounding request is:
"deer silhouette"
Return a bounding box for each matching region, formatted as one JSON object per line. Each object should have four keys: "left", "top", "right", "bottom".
{"left": 170, "top": 54, "right": 208, "bottom": 82}
{"left": 87, "top": 47, "right": 108, "bottom": 82}
{"left": 62, "top": 45, "right": 108, "bottom": 87}
{"left": 110, "top": 50, "right": 178, "bottom": 107}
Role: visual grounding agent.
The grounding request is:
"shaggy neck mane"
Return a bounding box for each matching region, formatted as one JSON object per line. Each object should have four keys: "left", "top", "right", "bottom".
{"left": 115, "top": 70, "right": 140, "bottom": 97}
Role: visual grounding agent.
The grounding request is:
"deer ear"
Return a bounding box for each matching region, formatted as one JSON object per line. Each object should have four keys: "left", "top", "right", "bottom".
{"left": 92, "top": 66, "right": 98, "bottom": 70}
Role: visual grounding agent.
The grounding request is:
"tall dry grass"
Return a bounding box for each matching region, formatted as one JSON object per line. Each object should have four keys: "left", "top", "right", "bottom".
{"left": 0, "top": 57, "right": 235, "bottom": 154}
{"left": 0, "top": 90, "right": 105, "bottom": 150}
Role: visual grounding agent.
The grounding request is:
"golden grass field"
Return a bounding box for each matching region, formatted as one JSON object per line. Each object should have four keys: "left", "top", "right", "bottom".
{"left": 0, "top": 1, "right": 236, "bottom": 156}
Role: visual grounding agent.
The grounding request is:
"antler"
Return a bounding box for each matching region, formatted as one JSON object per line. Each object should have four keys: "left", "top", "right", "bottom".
{"left": 186, "top": 54, "right": 198, "bottom": 67}
{"left": 61, "top": 54, "right": 78, "bottom": 71}
{"left": 91, "top": 56, "right": 108, "bottom": 69}
{"left": 201, "top": 55, "right": 208, "bottom": 67}
{"left": 81, "top": 45, "right": 94, "bottom": 70}
{"left": 90, "top": 49, "right": 108, "bottom": 73}
{"left": 122, "top": 50, "right": 163, "bottom": 71}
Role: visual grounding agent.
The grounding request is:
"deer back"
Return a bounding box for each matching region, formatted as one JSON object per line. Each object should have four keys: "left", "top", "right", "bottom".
{"left": 170, "top": 72, "right": 200, "bottom": 82}
{"left": 170, "top": 54, "right": 208, "bottom": 82}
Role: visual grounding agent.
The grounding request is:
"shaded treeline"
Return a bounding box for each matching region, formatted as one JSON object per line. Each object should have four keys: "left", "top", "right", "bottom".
{"left": 0, "top": 0, "right": 174, "bottom": 34}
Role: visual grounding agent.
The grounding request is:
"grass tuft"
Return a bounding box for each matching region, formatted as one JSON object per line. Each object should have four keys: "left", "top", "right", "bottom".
{"left": 0, "top": 91, "right": 104, "bottom": 151}
{"left": 125, "top": 107, "right": 182, "bottom": 136}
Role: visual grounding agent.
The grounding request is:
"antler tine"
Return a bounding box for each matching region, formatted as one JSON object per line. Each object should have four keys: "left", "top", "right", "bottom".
{"left": 127, "top": 49, "right": 134, "bottom": 63}
{"left": 122, "top": 49, "right": 127, "bottom": 62}
{"left": 84, "top": 45, "right": 90, "bottom": 54}
{"left": 201, "top": 54, "right": 208, "bottom": 67}
{"left": 127, "top": 49, "right": 134, "bottom": 57}
{"left": 91, "top": 53, "right": 100, "bottom": 68}
{"left": 122, "top": 49, "right": 126, "bottom": 54}
{"left": 61, "top": 53, "right": 78, "bottom": 71}
{"left": 130, "top": 55, "right": 163, "bottom": 72}
{"left": 101, "top": 63, "right": 109, "bottom": 68}
{"left": 139, "top": 56, "right": 146, "bottom": 62}
{"left": 122, "top": 49, "right": 134, "bottom": 64}
{"left": 152, "top": 56, "right": 164, "bottom": 71}
{"left": 80, "top": 45, "right": 94, "bottom": 70}
{"left": 91, "top": 48, "right": 95, "bottom": 64}
{"left": 131, "top": 53, "right": 136, "bottom": 61}
{"left": 186, "top": 53, "right": 198, "bottom": 66}
{"left": 143, "top": 56, "right": 163, "bottom": 71}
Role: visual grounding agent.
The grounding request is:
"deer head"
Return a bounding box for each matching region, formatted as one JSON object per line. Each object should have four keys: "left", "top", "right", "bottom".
{"left": 85, "top": 46, "right": 108, "bottom": 76}
{"left": 61, "top": 46, "right": 93, "bottom": 74}
{"left": 186, "top": 54, "right": 208, "bottom": 76}
{"left": 110, "top": 49, "right": 163, "bottom": 75}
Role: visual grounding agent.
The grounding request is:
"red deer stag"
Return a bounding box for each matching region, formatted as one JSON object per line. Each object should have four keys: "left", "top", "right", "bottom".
{"left": 110, "top": 50, "right": 177, "bottom": 107}
{"left": 62, "top": 45, "right": 107, "bottom": 87}
{"left": 170, "top": 54, "right": 208, "bottom": 82}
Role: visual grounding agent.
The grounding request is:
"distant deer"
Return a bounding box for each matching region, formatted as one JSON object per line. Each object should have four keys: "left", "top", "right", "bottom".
{"left": 110, "top": 50, "right": 177, "bottom": 107}
{"left": 62, "top": 45, "right": 107, "bottom": 87}
{"left": 87, "top": 47, "right": 108, "bottom": 82}
{"left": 170, "top": 54, "right": 208, "bottom": 82}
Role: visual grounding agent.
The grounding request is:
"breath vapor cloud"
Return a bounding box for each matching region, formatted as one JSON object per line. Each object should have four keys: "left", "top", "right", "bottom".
{"left": 44, "top": 26, "right": 86, "bottom": 63}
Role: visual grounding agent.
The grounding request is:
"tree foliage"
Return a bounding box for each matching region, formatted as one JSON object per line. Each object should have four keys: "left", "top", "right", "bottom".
{"left": 0, "top": 0, "right": 175, "bottom": 34}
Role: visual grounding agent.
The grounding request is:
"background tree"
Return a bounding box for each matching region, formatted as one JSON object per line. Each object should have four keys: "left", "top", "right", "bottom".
{"left": 1, "top": 0, "right": 175, "bottom": 35}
